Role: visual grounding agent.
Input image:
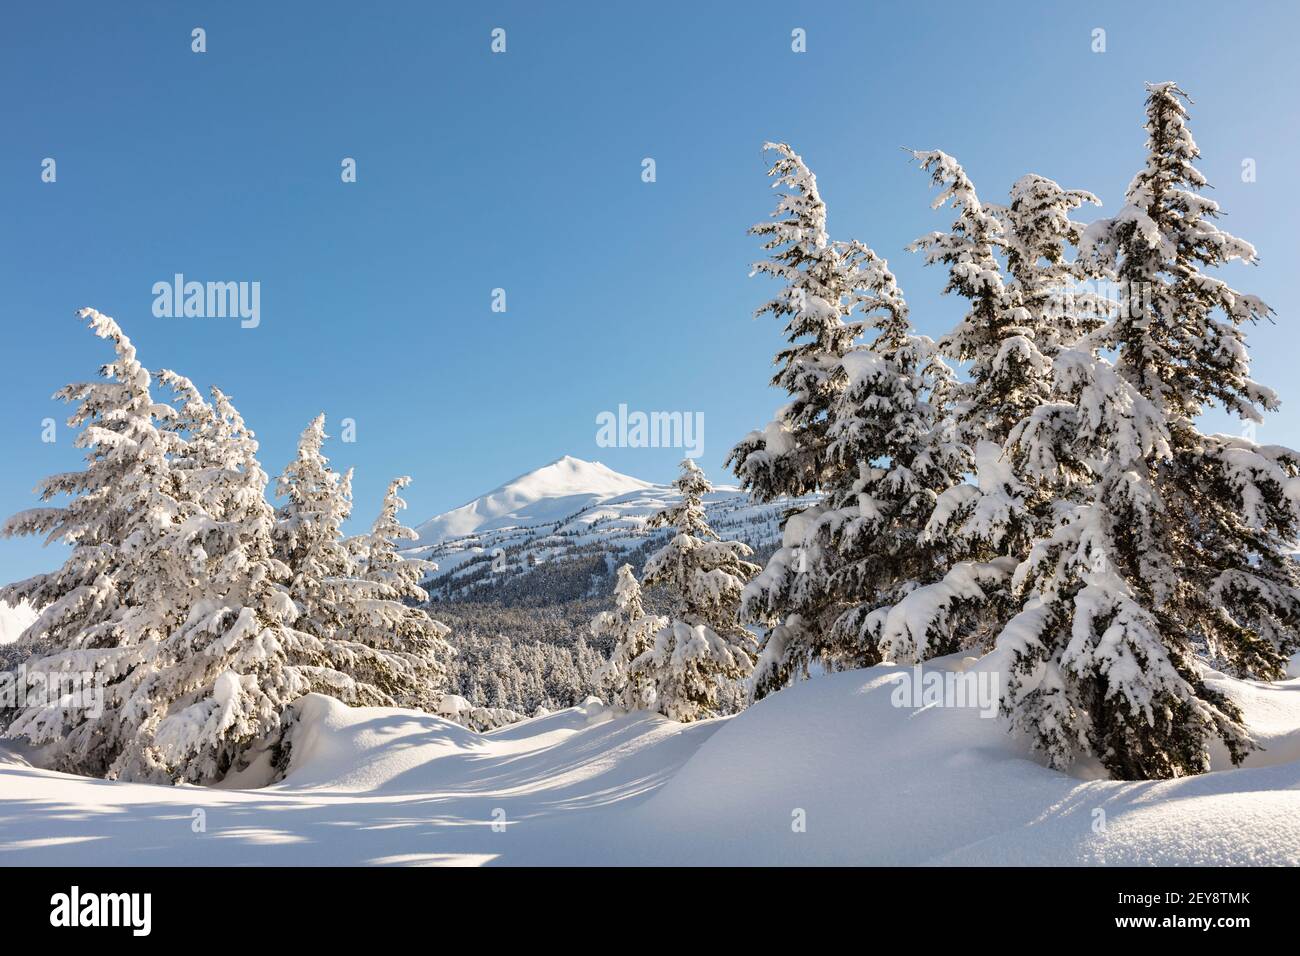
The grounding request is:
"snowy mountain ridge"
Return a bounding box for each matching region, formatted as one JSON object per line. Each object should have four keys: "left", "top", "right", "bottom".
{"left": 407, "top": 456, "right": 813, "bottom": 603}
{"left": 412, "top": 456, "right": 658, "bottom": 546}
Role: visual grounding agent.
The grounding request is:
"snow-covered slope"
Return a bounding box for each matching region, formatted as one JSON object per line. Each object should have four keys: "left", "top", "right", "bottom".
{"left": 408, "top": 456, "right": 814, "bottom": 602}
{"left": 0, "top": 600, "right": 36, "bottom": 645}
{"left": 2, "top": 657, "right": 1297, "bottom": 866}
{"left": 413, "top": 456, "right": 655, "bottom": 546}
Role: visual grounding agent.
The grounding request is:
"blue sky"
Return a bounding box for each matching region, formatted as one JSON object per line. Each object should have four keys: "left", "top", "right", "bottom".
{"left": 2, "top": 1, "right": 1298, "bottom": 583}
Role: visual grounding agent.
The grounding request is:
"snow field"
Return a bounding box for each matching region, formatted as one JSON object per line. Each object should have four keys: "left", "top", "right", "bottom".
{"left": 3, "top": 655, "right": 1296, "bottom": 866}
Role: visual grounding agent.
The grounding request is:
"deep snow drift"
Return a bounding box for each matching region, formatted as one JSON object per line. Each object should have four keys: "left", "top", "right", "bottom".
{"left": 1, "top": 656, "right": 1298, "bottom": 866}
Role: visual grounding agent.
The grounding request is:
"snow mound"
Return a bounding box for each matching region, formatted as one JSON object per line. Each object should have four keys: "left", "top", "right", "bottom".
{"left": 277, "top": 692, "right": 625, "bottom": 792}
{"left": 281, "top": 695, "right": 485, "bottom": 791}
{"left": 0, "top": 660, "right": 1297, "bottom": 865}
{"left": 617, "top": 661, "right": 1300, "bottom": 865}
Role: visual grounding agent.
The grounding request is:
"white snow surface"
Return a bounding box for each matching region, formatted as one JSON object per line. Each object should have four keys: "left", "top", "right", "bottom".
{"left": 2, "top": 656, "right": 1298, "bottom": 865}
{"left": 0, "top": 601, "right": 36, "bottom": 645}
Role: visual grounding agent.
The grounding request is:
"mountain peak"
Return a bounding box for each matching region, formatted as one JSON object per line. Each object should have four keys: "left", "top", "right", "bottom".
{"left": 414, "top": 455, "right": 655, "bottom": 546}
{"left": 532, "top": 454, "right": 647, "bottom": 481}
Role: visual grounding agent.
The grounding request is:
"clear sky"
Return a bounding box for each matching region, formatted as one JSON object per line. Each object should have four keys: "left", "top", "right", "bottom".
{"left": 2, "top": 1, "right": 1298, "bottom": 583}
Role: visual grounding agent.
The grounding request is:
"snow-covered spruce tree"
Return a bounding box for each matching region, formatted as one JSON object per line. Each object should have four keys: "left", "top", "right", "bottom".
{"left": 906, "top": 151, "right": 1042, "bottom": 565}
{"left": 999, "top": 174, "right": 1104, "bottom": 358}
{"left": 124, "top": 383, "right": 462, "bottom": 780}
{"left": 865, "top": 155, "right": 1105, "bottom": 664}
{"left": 352, "top": 476, "right": 453, "bottom": 710}
{"left": 746, "top": 239, "right": 967, "bottom": 697}
{"left": 273, "top": 415, "right": 363, "bottom": 640}
{"left": 726, "top": 142, "right": 860, "bottom": 501}
{"left": 822, "top": 248, "right": 973, "bottom": 660}
{"left": 103, "top": 377, "right": 385, "bottom": 783}
{"left": 727, "top": 143, "right": 892, "bottom": 698}
{"left": 910, "top": 151, "right": 1035, "bottom": 450}
{"left": 630, "top": 460, "right": 759, "bottom": 721}
{"left": 591, "top": 563, "right": 666, "bottom": 712}
{"left": 842, "top": 151, "right": 1043, "bottom": 663}
{"left": 274, "top": 421, "right": 455, "bottom": 710}
{"left": 0, "top": 309, "right": 191, "bottom": 777}
{"left": 998, "top": 83, "right": 1300, "bottom": 779}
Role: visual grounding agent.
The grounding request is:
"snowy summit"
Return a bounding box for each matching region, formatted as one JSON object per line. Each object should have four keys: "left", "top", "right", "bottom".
{"left": 413, "top": 456, "right": 656, "bottom": 546}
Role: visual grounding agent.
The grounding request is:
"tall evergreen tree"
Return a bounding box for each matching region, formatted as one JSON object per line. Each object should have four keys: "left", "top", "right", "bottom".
{"left": 747, "top": 239, "right": 966, "bottom": 697}
{"left": 1, "top": 310, "right": 189, "bottom": 776}
{"left": 844, "top": 152, "right": 1034, "bottom": 663}
{"left": 352, "top": 476, "right": 454, "bottom": 710}
{"left": 106, "top": 377, "right": 377, "bottom": 782}
{"left": 907, "top": 150, "right": 1042, "bottom": 562}
{"left": 274, "top": 423, "right": 456, "bottom": 714}
{"left": 999, "top": 83, "right": 1300, "bottom": 779}
{"left": 729, "top": 144, "right": 940, "bottom": 698}
{"left": 629, "top": 460, "right": 759, "bottom": 721}
{"left": 867, "top": 155, "right": 1104, "bottom": 664}
{"left": 591, "top": 564, "right": 665, "bottom": 712}
{"left": 273, "top": 415, "right": 362, "bottom": 640}
{"left": 822, "top": 249, "right": 972, "bottom": 663}
{"left": 1, "top": 311, "right": 189, "bottom": 653}
{"left": 727, "top": 143, "right": 861, "bottom": 501}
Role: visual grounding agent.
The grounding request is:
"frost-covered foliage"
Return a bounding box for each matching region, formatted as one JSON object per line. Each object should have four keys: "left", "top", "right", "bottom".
{"left": 435, "top": 694, "right": 523, "bottom": 733}
{"left": 878, "top": 158, "right": 1109, "bottom": 664}
{"left": 592, "top": 564, "right": 665, "bottom": 712}
{"left": 1, "top": 311, "right": 187, "bottom": 656}
{"left": 734, "top": 83, "right": 1299, "bottom": 780}
{"left": 910, "top": 150, "right": 1033, "bottom": 451}
{"left": 726, "top": 143, "right": 861, "bottom": 501}
{"left": 435, "top": 601, "right": 608, "bottom": 714}
{"left": 0, "top": 311, "right": 456, "bottom": 783}
{"left": 270, "top": 424, "right": 450, "bottom": 711}
{"left": 350, "top": 477, "right": 454, "bottom": 710}
{"left": 1, "top": 309, "right": 191, "bottom": 777}
{"left": 999, "top": 173, "right": 1104, "bottom": 358}
{"left": 102, "top": 372, "right": 328, "bottom": 782}
{"left": 998, "top": 83, "right": 1300, "bottom": 779}
{"left": 630, "top": 460, "right": 759, "bottom": 721}
{"left": 273, "top": 434, "right": 454, "bottom": 714}
{"left": 726, "top": 143, "right": 966, "bottom": 700}
{"left": 746, "top": 235, "right": 967, "bottom": 697}
{"left": 273, "top": 416, "right": 363, "bottom": 640}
